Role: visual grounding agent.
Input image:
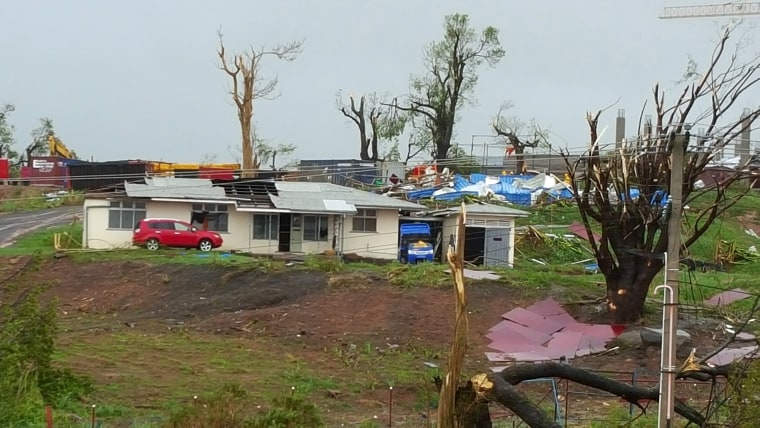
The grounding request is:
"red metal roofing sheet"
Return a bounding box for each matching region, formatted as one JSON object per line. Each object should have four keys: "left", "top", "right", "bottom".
{"left": 501, "top": 307, "right": 565, "bottom": 335}
{"left": 486, "top": 320, "right": 553, "bottom": 345}
{"left": 568, "top": 221, "right": 601, "bottom": 242}
{"left": 547, "top": 331, "right": 584, "bottom": 352}
{"left": 524, "top": 298, "right": 576, "bottom": 325}
{"left": 704, "top": 288, "right": 752, "bottom": 307}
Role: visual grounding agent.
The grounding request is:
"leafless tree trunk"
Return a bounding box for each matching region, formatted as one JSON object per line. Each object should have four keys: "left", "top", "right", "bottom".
{"left": 217, "top": 30, "right": 303, "bottom": 178}
{"left": 562, "top": 24, "right": 760, "bottom": 323}
{"left": 339, "top": 95, "right": 381, "bottom": 161}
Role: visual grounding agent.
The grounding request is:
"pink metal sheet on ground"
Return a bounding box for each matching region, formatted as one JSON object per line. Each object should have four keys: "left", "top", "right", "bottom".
{"left": 547, "top": 331, "right": 584, "bottom": 352}
{"left": 524, "top": 298, "right": 576, "bottom": 324}
{"left": 704, "top": 288, "right": 752, "bottom": 307}
{"left": 501, "top": 307, "right": 565, "bottom": 335}
{"left": 563, "top": 322, "right": 616, "bottom": 339}
{"left": 488, "top": 340, "right": 551, "bottom": 353}
{"left": 486, "top": 320, "right": 553, "bottom": 345}
{"left": 486, "top": 299, "right": 622, "bottom": 364}
{"left": 575, "top": 335, "right": 610, "bottom": 357}
{"left": 706, "top": 346, "right": 758, "bottom": 366}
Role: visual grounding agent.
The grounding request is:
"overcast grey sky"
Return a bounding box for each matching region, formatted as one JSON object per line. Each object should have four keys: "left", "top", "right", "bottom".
{"left": 0, "top": 0, "right": 756, "bottom": 165}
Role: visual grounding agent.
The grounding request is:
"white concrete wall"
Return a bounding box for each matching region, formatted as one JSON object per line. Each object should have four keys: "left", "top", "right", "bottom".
{"left": 84, "top": 198, "right": 240, "bottom": 251}
{"left": 83, "top": 198, "right": 136, "bottom": 249}
{"left": 83, "top": 197, "right": 404, "bottom": 259}
{"left": 343, "top": 209, "right": 399, "bottom": 259}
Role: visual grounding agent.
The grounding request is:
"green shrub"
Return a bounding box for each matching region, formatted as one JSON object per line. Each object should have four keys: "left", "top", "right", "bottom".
{"left": 0, "top": 276, "right": 92, "bottom": 425}
{"left": 167, "top": 384, "right": 323, "bottom": 428}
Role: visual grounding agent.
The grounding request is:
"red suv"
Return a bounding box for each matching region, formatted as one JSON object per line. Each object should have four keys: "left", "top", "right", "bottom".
{"left": 133, "top": 218, "right": 224, "bottom": 252}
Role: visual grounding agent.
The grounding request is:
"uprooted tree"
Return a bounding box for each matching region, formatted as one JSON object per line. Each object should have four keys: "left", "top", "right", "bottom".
{"left": 563, "top": 24, "right": 760, "bottom": 324}
{"left": 336, "top": 91, "right": 406, "bottom": 161}
{"left": 217, "top": 30, "right": 303, "bottom": 177}
{"left": 385, "top": 13, "right": 504, "bottom": 161}
{"left": 492, "top": 103, "right": 549, "bottom": 174}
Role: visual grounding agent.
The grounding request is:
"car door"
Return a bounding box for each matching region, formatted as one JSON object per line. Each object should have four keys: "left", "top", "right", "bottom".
{"left": 157, "top": 221, "right": 179, "bottom": 246}
{"left": 172, "top": 221, "right": 197, "bottom": 247}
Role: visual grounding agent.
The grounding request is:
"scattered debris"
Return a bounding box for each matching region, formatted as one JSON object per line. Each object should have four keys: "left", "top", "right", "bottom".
{"left": 443, "top": 268, "right": 500, "bottom": 281}
{"left": 395, "top": 171, "right": 574, "bottom": 206}
{"left": 485, "top": 298, "right": 623, "bottom": 364}
{"left": 707, "top": 345, "right": 759, "bottom": 366}
{"left": 704, "top": 288, "right": 752, "bottom": 307}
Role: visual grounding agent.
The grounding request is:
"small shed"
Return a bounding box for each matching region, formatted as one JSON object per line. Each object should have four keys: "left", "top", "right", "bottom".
{"left": 431, "top": 203, "right": 530, "bottom": 268}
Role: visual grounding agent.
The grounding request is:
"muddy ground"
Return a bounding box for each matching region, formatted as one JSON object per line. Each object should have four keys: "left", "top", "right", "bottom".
{"left": 1, "top": 255, "right": 733, "bottom": 425}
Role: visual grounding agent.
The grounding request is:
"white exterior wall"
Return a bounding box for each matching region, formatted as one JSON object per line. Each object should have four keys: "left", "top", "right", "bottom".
{"left": 83, "top": 198, "right": 239, "bottom": 251}
{"left": 82, "top": 198, "right": 134, "bottom": 249}
{"left": 343, "top": 209, "right": 399, "bottom": 259}
{"left": 222, "top": 209, "right": 255, "bottom": 251}
{"left": 83, "top": 197, "right": 405, "bottom": 259}
{"left": 440, "top": 214, "right": 517, "bottom": 267}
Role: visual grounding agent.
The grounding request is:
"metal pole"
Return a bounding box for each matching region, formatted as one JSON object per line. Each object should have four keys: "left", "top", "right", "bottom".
{"left": 658, "top": 131, "right": 685, "bottom": 427}
{"left": 470, "top": 135, "right": 475, "bottom": 156}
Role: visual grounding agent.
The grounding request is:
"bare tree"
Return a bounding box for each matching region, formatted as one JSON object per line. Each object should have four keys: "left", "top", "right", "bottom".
{"left": 337, "top": 91, "right": 408, "bottom": 162}
{"left": 563, "top": 24, "right": 760, "bottom": 323}
{"left": 217, "top": 29, "right": 303, "bottom": 178}
{"left": 338, "top": 93, "right": 382, "bottom": 161}
{"left": 385, "top": 14, "right": 504, "bottom": 161}
{"left": 492, "top": 103, "right": 549, "bottom": 174}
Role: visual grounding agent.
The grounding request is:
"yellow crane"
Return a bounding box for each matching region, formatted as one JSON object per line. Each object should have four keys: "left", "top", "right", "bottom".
{"left": 47, "top": 135, "right": 76, "bottom": 159}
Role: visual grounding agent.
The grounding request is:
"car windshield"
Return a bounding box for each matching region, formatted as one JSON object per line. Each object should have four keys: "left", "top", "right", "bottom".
{"left": 402, "top": 233, "right": 430, "bottom": 244}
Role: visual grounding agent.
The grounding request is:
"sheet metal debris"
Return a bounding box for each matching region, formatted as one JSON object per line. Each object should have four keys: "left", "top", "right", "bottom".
{"left": 386, "top": 170, "right": 574, "bottom": 206}
{"left": 443, "top": 268, "right": 501, "bottom": 281}
{"left": 704, "top": 288, "right": 752, "bottom": 307}
{"left": 486, "top": 298, "right": 622, "bottom": 364}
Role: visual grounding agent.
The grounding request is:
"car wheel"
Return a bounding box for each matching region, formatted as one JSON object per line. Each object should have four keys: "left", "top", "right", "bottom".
{"left": 146, "top": 238, "right": 160, "bottom": 251}
{"left": 198, "top": 239, "right": 213, "bottom": 252}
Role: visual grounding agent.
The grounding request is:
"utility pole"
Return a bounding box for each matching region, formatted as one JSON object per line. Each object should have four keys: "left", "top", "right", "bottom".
{"left": 658, "top": 128, "right": 688, "bottom": 427}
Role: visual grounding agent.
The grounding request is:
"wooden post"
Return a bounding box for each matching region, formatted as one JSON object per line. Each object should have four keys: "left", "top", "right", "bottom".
{"left": 658, "top": 131, "right": 685, "bottom": 427}
{"left": 437, "top": 203, "right": 469, "bottom": 428}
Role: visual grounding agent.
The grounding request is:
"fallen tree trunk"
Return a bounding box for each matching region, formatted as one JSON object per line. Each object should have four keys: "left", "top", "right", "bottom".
{"left": 469, "top": 362, "right": 707, "bottom": 427}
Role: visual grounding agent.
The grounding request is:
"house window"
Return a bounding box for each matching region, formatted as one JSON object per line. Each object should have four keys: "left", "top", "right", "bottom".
{"left": 253, "top": 214, "right": 278, "bottom": 240}
{"left": 352, "top": 208, "right": 377, "bottom": 232}
{"left": 191, "top": 203, "right": 228, "bottom": 232}
{"left": 303, "top": 215, "right": 328, "bottom": 241}
{"left": 108, "top": 200, "right": 146, "bottom": 230}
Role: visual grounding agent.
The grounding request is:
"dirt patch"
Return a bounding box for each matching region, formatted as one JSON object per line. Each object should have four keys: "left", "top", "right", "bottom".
{"left": 35, "top": 259, "right": 326, "bottom": 321}
{"left": 10, "top": 255, "right": 738, "bottom": 425}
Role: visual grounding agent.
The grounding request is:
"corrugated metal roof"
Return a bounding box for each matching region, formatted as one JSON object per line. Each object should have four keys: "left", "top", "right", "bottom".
{"left": 146, "top": 177, "right": 213, "bottom": 187}
{"left": 270, "top": 194, "right": 357, "bottom": 213}
{"left": 124, "top": 179, "right": 227, "bottom": 200}
{"left": 273, "top": 181, "right": 426, "bottom": 211}
{"left": 433, "top": 203, "right": 530, "bottom": 217}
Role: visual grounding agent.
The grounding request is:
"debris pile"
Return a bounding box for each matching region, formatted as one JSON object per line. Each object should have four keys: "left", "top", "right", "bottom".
{"left": 385, "top": 169, "right": 574, "bottom": 206}
{"left": 486, "top": 298, "right": 624, "bottom": 369}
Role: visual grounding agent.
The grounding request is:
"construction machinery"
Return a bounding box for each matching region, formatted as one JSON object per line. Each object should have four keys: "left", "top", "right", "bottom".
{"left": 47, "top": 135, "right": 76, "bottom": 159}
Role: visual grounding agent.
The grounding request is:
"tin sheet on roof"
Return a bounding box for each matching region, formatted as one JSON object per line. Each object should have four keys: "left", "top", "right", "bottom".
{"left": 124, "top": 180, "right": 227, "bottom": 200}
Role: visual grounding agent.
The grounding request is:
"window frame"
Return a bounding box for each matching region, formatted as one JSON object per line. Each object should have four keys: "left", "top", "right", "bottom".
{"left": 191, "top": 203, "right": 229, "bottom": 233}
{"left": 252, "top": 214, "right": 279, "bottom": 240}
{"left": 351, "top": 208, "right": 378, "bottom": 233}
{"left": 303, "top": 215, "right": 329, "bottom": 242}
{"left": 108, "top": 199, "right": 147, "bottom": 230}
